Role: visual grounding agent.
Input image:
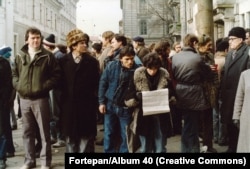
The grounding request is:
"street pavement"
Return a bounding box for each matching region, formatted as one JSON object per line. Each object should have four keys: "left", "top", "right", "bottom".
{"left": 6, "top": 118, "right": 228, "bottom": 169}
{"left": 6, "top": 100, "right": 228, "bottom": 168}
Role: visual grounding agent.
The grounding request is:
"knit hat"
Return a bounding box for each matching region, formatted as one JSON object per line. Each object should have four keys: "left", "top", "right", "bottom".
{"left": 43, "top": 34, "right": 56, "bottom": 46}
{"left": 66, "top": 29, "right": 87, "bottom": 47}
{"left": 133, "top": 36, "right": 144, "bottom": 43}
{"left": 0, "top": 46, "right": 12, "bottom": 58}
{"left": 228, "top": 27, "right": 246, "bottom": 40}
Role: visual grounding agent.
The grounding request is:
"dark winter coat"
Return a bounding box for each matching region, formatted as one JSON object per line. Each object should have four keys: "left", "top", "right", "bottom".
{"left": 172, "top": 47, "right": 211, "bottom": 111}
{"left": 59, "top": 52, "right": 100, "bottom": 139}
{"left": 136, "top": 46, "right": 150, "bottom": 61}
{"left": 0, "top": 56, "right": 12, "bottom": 136}
{"left": 199, "top": 52, "right": 220, "bottom": 109}
{"left": 220, "top": 44, "right": 250, "bottom": 123}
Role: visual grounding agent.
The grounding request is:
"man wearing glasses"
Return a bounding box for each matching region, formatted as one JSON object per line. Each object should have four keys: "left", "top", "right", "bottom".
{"left": 220, "top": 26, "right": 250, "bottom": 153}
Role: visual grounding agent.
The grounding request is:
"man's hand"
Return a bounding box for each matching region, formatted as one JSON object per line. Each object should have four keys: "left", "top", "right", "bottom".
{"left": 233, "top": 119, "right": 240, "bottom": 129}
{"left": 136, "top": 92, "right": 142, "bottom": 101}
{"left": 99, "top": 104, "right": 106, "bottom": 114}
{"left": 169, "top": 96, "right": 177, "bottom": 105}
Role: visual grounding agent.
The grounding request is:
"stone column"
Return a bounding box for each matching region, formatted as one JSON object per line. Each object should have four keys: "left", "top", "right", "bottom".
{"left": 224, "top": 18, "right": 235, "bottom": 37}
{"left": 194, "top": 0, "right": 214, "bottom": 40}
{"left": 245, "top": 12, "right": 250, "bottom": 28}
{"left": 180, "top": 0, "right": 187, "bottom": 39}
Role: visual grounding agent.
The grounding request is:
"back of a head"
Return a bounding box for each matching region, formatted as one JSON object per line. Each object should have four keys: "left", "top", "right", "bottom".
{"left": 148, "top": 42, "right": 156, "bottom": 52}
{"left": 92, "top": 43, "right": 102, "bottom": 53}
{"left": 43, "top": 34, "right": 55, "bottom": 46}
{"left": 183, "top": 33, "right": 198, "bottom": 48}
{"left": 216, "top": 38, "right": 229, "bottom": 52}
{"left": 114, "top": 34, "right": 127, "bottom": 46}
{"left": 43, "top": 34, "right": 56, "bottom": 50}
{"left": 56, "top": 44, "right": 67, "bottom": 54}
{"left": 154, "top": 40, "right": 171, "bottom": 57}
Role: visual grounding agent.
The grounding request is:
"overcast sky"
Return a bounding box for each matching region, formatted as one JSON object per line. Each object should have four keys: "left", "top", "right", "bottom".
{"left": 76, "top": 0, "right": 122, "bottom": 37}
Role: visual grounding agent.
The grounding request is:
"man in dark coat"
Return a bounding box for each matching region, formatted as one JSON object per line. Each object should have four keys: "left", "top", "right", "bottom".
{"left": 172, "top": 34, "right": 212, "bottom": 153}
{"left": 0, "top": 55, "right": 12, "bottom": 169}
{"left": 220, "top": 27, "right": 250, "bottom": 153}
{"left": 59, "top": 29, "right": 100, "bottom": 153}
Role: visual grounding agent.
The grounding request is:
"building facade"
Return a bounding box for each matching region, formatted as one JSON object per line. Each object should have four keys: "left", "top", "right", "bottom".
{"left": 120, "top": 0, "right": 181, "bottom": 45}
{"left": 121, "top": 0, "right": 250, "bottom": 45}
{"left": 0, "top": 0, "right": 78, "bottom": 57}
{"left": 184, "top": 0, "right": 250, "bottom": 40}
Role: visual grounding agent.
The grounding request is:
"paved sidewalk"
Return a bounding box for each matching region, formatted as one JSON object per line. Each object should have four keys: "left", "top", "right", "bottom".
{"left": 6, "top": 118, "right": 228, "bottom": 169}
{"left": 7, "top": 98, "right": 228, "bottom": 168}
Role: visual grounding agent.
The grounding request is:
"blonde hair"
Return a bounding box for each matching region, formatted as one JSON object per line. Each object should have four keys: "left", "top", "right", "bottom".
{"left": 102, "top": 31, "right": 115, "bottom": 43}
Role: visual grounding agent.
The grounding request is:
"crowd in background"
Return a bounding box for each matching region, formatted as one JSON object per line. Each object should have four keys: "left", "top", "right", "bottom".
{"left": 0, "top": 26, "right": 250, "bottom": 169}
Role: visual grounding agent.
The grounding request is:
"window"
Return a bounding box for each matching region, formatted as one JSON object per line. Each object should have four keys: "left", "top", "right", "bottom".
{"left": 139, "top": 0, "right": 147, "bottom": 14}
{"left": 140, "top": 20, "right": 147, "bottom": 35}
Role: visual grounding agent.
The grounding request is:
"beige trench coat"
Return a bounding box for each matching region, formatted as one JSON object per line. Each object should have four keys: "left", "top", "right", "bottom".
{"left": 233, "top": 69, "right": 250, "bottom": 152}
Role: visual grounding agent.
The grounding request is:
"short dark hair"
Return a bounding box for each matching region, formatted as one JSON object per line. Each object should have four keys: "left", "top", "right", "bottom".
{"left": 216, "top": 38, "right": 229, "bottom": 52}
{"left": 25, "top": 27, "right": 42, "bottom": 41}
{"left": 92, "top": 43, "right": 102, "bottom": 53}
{"left": 113, "top": 34, "right": 127, "bottom": 46}
{"left": 56, "top": 44, "right": 67, "bottom": 54}
{"left": 119, "top": 45, "right": 135, "bottom": 59}
{"left": 83, "top": 33, "right": 90, "bottom": 47}
{"left": 143, "top": 52, "right": 162, "bottom": 69}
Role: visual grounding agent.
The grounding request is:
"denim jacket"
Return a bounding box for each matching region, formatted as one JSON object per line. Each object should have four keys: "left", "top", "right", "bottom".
{"left": 98, "top": 60, "right": 139, "bottom": 106}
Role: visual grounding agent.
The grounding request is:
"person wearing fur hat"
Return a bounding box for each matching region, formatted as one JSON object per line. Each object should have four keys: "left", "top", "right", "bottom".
{"left": 58, "top": 29, "right": 100, "bottom": 153}
{"left": 220, "top": 26, "right": 250, "bottom": 153}
{"left": 12, "top": 27, "right": 61, "bottom": 169}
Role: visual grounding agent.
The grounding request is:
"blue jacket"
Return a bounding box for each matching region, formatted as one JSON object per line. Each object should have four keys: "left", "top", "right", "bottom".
{"left": 98, "top": 60, "right": 139, "bottom": 106}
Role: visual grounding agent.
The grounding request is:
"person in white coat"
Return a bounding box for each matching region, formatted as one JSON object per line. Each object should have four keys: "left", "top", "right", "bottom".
{"left": 233, "top": 69, "right": 250, "bottom": 152}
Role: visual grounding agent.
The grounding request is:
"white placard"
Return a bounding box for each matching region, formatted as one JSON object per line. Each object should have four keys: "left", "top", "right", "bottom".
{"left": 142, "top": 88, "right": 170, "bottom": 116}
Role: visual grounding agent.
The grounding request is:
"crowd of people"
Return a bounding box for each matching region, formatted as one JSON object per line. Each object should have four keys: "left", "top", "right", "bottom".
{"left": 0, "top": 25, "right": 250, "bottom": 169}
